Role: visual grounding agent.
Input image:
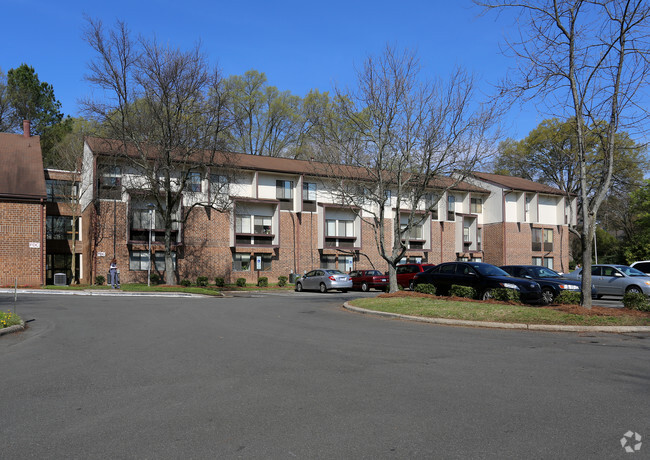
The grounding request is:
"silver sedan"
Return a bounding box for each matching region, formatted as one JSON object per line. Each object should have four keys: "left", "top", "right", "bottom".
{"left": 295, "top": 269, "right": 353, "bottom": 293}
{"left": 565, "top": 264, "right": 650, "bottom": 297}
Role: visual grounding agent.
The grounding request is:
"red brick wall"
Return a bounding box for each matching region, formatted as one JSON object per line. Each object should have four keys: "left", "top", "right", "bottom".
{"left": 0, "top": 201, "right": 44, "bottom": 286}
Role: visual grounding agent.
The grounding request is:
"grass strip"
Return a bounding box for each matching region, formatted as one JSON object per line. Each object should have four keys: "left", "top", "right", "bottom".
{"left": 349, "top": 297, "right": 650, "bottom": 327}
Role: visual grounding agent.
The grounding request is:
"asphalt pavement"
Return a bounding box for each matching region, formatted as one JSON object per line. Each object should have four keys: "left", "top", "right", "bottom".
{"left": 1, "top": 291, "right": 648, "bottom": 458}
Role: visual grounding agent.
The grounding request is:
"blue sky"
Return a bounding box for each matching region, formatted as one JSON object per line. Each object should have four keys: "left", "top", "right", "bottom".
{"left": 1, "top": 0, "right": 543, "bottom": 139}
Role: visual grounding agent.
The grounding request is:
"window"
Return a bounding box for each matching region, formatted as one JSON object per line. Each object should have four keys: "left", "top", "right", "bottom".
{"left": 130, "top": 251, "right": 151, "bottom": 271}
{"left": 46, "top": 216, "right": 79, "bottom": 240}
{"left": 544, "top": 257, "right": 554, "bottom": 269}
{"left": 276, "top": 180, "right": 293, "bottom": 200}
{"left": 46, "top": 180, "right": 76, "bottom": 202}
{"left": 463, "top": 225, "right": 471, "bottom": 243}
{"left": 320, "top": 255, "right": 336, "bottom": 269}
{"left": 525, "top": 193, "right": 532, "bottom": 220}
{"left": 154, "top": 252, "right": 176, "bottom": 271}
{"left": 326, "top": 219, "right": 353, "bottom": 237}
{"left": 340, "top": 255, "right": 354, "bottom": 272}
{"left": 233, "top": 253, "right": 251, "bottom": 271}
{"left": 532, "top": 228, "right": 542, "bottom": 251}
{"left": 303, "top": 182, "right": 316, "bottom": 201}
{"left": 235, "top": 215, "right": 252, "bottom": 234}
{"left": 477, "top": 228, "right": 482, "bottom": 251}
{"left": 99, "top": 165, "right": 122, "bottom": 200}
{"left": 471, "top": 257, "right": 482, "bottom": 262}
{"left": 187, "top": 172, "right": 202, "bottom": 192}
{"left": 384, "top": 189, "right": 391, "bottom": 202}
{"left": 401, "top": 223, "right": 423, "bottom": 241}
{"left": 254, "top": 216, "right": 272, "bottom": 234}
{"left": 447, "top": 194, "right": 456, "bottom": 221}
{"left": 543, "top": 229, "right": 553, "bottom": 251}
{"left": 471, "top": 197, "right": 483, "bottom": 214}
{"left": 532, "top": 256, "right": 543, "bottom": 266}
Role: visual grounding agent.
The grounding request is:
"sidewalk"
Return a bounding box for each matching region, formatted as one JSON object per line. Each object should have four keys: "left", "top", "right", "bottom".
{"left": 0, "top": 288, "right": 212, "bottom": 298}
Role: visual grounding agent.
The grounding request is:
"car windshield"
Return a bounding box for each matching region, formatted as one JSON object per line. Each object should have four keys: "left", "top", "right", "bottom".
{"left": 529, "top": 266, "right": 561, "bottom": 278}
{"left": 471, "top": 264, "right": 509, "bottom": 277}
{"left": 617, "top": 266, "right": 647, "bottom": 277}
{"left": 367, "top": 270, "right": 381, "bottom": 276}
{"left": 326, "top": 270, "right": 344, "bottom": 275}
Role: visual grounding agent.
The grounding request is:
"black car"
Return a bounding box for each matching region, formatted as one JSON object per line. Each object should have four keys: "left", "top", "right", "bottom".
{"left": 500, "top": 265, "right": 586, "bottom": 304}
{"left": 413, "top": 261, "right": 542, "bottom": 303}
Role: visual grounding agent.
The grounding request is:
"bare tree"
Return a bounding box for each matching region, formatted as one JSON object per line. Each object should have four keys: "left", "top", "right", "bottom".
{"left": 318, "top": 46, "right": 500, "bottom": 292}
{"left": 82, "top": 18, "right": 233, "bottom": 285}
{"left": 477, "top": 0, "right": 650, "bottom": 307}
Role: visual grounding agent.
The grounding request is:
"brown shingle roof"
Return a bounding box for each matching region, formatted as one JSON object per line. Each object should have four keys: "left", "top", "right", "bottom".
{"left": 85, "top": 137, "right": 487, "bottom": 193}
{"left": 0, "top": 133, "right": 46, "bottom": 200}
{"left": 470, "top": 172, "right": 566, "bottom": 196}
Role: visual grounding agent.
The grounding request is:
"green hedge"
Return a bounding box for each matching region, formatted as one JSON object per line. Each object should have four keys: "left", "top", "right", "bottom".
{"left": 556, "top": 291, "right": 581, "bottom": 305}
{"left": 278, "top": 276, "right": 288, "bottom": 287}
{"left": 215, "top": 277, "right": 225, "bottom": 287}
{"left": 150, "top": 273, "right": 161, "bottom": 285}
{"left": 236, "top": 278, "right": 247, "bottom": 287}
{"left": 489, "top": 288, "right": 521, "bottom": 302}
{"left": 623, "top": 291, "right": 650, "bottom": 312}
{"left": 196, "top": 276, "right": 209, "bottom": 287}
{"left": 95, "top": 275, "right": 105, "bottom": 286}
{"left": 414, "top": 283, "right": 436, "bottom": 295}
{"left": 180, "top": 279, "right": 192, "bottom": 287}
{"left": 257, "top": 277, "right": 268, "bottom": 287}
{"left": 450, "top": 285, "right": 475, "bottom": 299}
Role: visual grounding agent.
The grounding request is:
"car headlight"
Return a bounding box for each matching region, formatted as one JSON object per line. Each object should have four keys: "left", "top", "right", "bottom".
{"left": 559, "top": 284, "right": 580, "bottom": 290}
{"left": 500, "top": 283, "right": 520, "bottom": 290}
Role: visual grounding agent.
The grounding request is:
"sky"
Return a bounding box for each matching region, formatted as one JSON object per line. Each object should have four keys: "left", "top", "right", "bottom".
{"left": 1, "top": 0, "right": 545, "bottom": 140}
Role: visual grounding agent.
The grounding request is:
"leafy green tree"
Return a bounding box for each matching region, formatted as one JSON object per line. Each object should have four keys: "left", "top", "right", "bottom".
{"left": 0, "top": 68, "right": 12, "bottom": 132}
{"left": 622, "top": 180, "right": 650, "bottom": 263}
{"left": 225, "top": 70, "right": 304, "bottom": 157}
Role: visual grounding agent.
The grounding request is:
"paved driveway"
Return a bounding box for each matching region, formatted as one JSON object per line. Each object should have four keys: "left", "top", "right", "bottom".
{"left": 1, "top": 292, "right": 648, "bottom": 458}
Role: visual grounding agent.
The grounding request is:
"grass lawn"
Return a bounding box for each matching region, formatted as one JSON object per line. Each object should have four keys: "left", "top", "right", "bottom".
{"left": 349, "top": 295, "right": 650, "bottom": 327}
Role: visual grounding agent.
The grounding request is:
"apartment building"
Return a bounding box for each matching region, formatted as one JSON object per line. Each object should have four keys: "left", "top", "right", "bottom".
{"left": 78, "top": 137, "right": 577, "bottom": 284}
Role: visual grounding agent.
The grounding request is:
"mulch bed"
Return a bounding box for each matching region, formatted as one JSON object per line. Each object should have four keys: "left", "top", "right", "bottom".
{"left": 377, "top": 290, "right": 650, "bottom": 318}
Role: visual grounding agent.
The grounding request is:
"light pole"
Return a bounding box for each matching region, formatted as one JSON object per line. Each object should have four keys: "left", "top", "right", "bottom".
{"left": 147, "top": 204, "right": 154, "bottom": 286}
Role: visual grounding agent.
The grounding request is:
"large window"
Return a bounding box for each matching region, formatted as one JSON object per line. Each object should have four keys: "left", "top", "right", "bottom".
{"left": 235, "top": 215, "right": 251, "bottom": 234}
{"left": 340, "top": 255, "right": 354, "bottom": 272}
{"left": 543, "top": 229, "right": 553, "bottom": 251}
{"left": 470, "top": 197, "right": 483, "bottom": 214}
{"left": 130, "top": 251, "right": 176, "bottom": 271}
{"left": 326, "top": 219, "right": 354, "bottom": 237}
{"left": 544, "top": 257, "right": 554, "bottom": 269}
{"left": 447, "top": 194, "right": 456, "bottom": 221}
{"left": 46, "top": 180, "right": 76, "bottom": 203}
{"left": 254, "top": 216, "right": 272, "bottom": 235}
{"left": 401, "top": 223, "right": 423, "bottom": 241}
{"left": 235, "top": 210, "right": 275, "bottom": 246}
{"left": 525, "top": 193, "right": 533, "bottom": 220}
{"left": 532, "top": 228, "right": 542, "bottom": 251}
{"left": 187, "top": 172, "right": 202, "bottom": 192}
{"left": 532, "top": 256, "right": 542, "bottom": 266}
{"left": 276, "top": 180, "right": 293, "bottom": 200}
{"left": 233, "top": 253, "right": 251, "bottom": 271}
{"left": 303, "top": 182, "right": 316, "bottom": 201}
{"left": 320, "top": 255, "right": 336, "bottom": 269}
{"left": 98, "top": 165, "right": 122, "bottom": 200}
{"left": 253, "top": 254, "right": 272, "bottom": 271}
{"left": 46, "top": 216, "right": 79, "bottom": 240}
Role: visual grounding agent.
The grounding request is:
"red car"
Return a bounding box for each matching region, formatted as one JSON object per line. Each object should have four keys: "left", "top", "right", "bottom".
{"left": 349, "top": 269, "right": 389, "bottom": 292}
{"left": 396, "top": 263, "right": 435, "bottom": 290}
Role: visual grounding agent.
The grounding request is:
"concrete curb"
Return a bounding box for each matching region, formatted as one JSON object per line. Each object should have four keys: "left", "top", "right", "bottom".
{"left": 0, "top": 320, "right": 25, "bottom": 337}
{"left": 0, "top": 289, "right": 216, "bottom": 298}
{"left": 343, "top": 303, "right": 650, "bottom": 333}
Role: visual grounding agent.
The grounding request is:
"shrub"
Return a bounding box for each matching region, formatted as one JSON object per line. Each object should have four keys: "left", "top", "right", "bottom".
{"left": 414, "top": 283, "right": 436, "bottom": 295}
{"left": 623, "top": 291, "right": 650, "bottom": 312}
{"left": 555, "top": 291, "right": 581, "bottom": 305}
{"left": 257, "top": 277, "right": 268, "bottom": 287}
{"left": 278, "top": 276, "right": 288, "bottom": 287}
{"left": 196, "top": 276, "right": 209, "bottom": 287}
{"left": 0, "top": 310, "right": 22, "bottom": 328}
{"left": 491, "top": 288, "right": 521, "bottom": 302}
{"left": 236, "top": 278, "right": 247, "bottom": 287}
{"left": 180, "top": 279, "right": 192, "bottom": 287}
{"left": 450, "top": 285, "right": 475, "bottom": 299}
{"left": 215, "top": 277, "right": 225, "bottom": 287}
{"left": 95, "top": 275, "right": 105, "bottom": 286}
{"left": 150, "top": 273, "right": 160, "bottom": 285}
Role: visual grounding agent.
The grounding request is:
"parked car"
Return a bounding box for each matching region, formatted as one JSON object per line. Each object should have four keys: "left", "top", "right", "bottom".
{"left": 500, "top": 265, "right": 591, "bottom": 304}
{"left": 349, "top": 269, "right": 389, "bottom": 292}
{"left": 565, "top": 264, "right": 650, "bottom": 297}
{"left": 630, "top": 260, "right": 650, "bottom": 276}
{"left": 295, "top": 269, "right": 352, "bottom": 293}
{"left": 396, "top": 263, "right": 435, "bottom": 290}
{"left": 413, "top": 261, "right": 542, "bottom": 303}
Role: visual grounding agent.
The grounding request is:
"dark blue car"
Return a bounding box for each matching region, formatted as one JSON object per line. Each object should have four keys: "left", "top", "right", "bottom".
{"left": 500, "top": 265, "right": 588, "bottom": 304}
{"left": 413, "top": 262, "right": 542, "bottom": 303}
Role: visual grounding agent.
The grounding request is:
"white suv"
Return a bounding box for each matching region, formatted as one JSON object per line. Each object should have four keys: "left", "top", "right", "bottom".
{"left": 630, "top": 261, "right": 650, "bottom": 275}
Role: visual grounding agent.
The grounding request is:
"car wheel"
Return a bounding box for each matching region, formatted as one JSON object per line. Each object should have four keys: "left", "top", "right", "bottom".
{"left": 409, "top": 281, "right": 415, "bottom": 291}
{"left": 626, "top": 286, "right": 642, "bottom": 295}
{"left": 542, "top": 288, "right": 555, "bottom": 305}
{"left": 341, "top": 290, "right": 348, "bottom": 293}
{"left": 481, "top": 289, "right": 494, "bottom": 301}
{"left": 361, "top": 282, "right": 369, "bottom": 292}
{"left": 296, "top": 282, "right": 303, "bottom": 292}
{"left": 319, "top": 283, "right": 328, "bottom": 293}
{"left": 595, "top": 294, "right": 603, "bottom": 299}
